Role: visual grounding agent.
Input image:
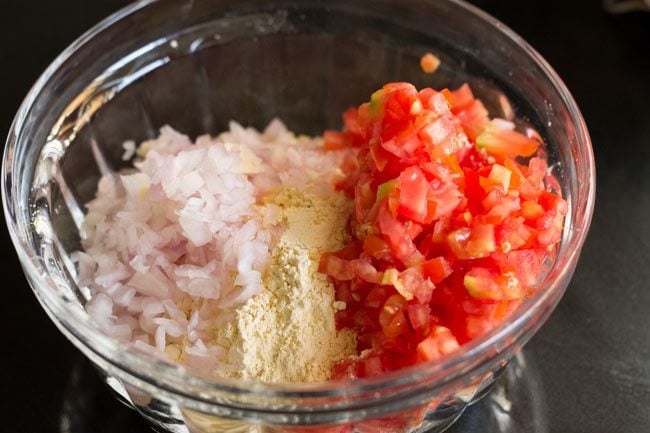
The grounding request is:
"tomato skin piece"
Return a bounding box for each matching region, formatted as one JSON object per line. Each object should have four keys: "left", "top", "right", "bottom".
{"left": 368, "top": 138, "right": 392, "bottom": 172}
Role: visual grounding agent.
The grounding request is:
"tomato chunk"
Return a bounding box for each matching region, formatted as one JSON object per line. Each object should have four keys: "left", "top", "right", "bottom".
{"left": 416, "top": 326, "right": 460, "bottom": 362}
{"left": 464, "top": 267, "right": 523, "bottom": 301}
{"left": 476, "top": 121, "right": 540, "bottom": 157}
{"left": 420, "top": 52, "right": 441, "bottom": 74}
{"left": 396, "top": 166, "right": 429, "bottom": 222}
{"left": 324, "top": 130, "right": 351, "bottom": 150}
{"left": 421, "top": 257, "right": 452, "bottom": 283}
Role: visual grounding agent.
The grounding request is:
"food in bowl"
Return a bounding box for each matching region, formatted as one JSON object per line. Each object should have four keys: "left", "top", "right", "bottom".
{"left": 74, "top": 81, "right": 567, "bottom": 385}
{"left": 3, "top": 0, "right": 596, "bottom": 431}
{"left": 75, "top": 119, "right": 357, "bottom": 383}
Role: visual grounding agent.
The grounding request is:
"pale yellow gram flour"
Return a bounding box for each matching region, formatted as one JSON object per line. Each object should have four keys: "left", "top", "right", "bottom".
{"left": 215, "top": 189, "right": 357, "bottom": 382}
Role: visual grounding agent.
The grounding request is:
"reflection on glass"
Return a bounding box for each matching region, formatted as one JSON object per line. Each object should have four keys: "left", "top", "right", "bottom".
{"left": 603, "top": 0, "right": 650, "bottom": 13}
{"left": 60, "top": 357, "right": 149, "bottom": 433}
{"left": 448, "top": 350, "right": 548, "bottom": 433}
{"left": 60, "top": 349, "right": 547, "bottom": 433}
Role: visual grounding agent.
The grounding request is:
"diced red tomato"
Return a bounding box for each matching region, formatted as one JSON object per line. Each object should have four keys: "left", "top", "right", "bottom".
{"left": 398, "top": 267, "right": 436, "bottom": 303}
{"left": 324, "top": 130, "right": 351, "bottom": 150}
{"left": 521, "top": 200, "right": 545, "bottom": 220}
{"left": 484, "top": 194, "right": 520, "bottom": 224}
{"left": 497, "top": 216, "right": 536, "bottom": 251}
{"left": 407, "top": 303, "right": 432, "bottom": 333}
{"left": 319, "top": 254, "right": 354, "bottom": 280}
{"left": 504, "top": 157, "right": 526, "bottom": 189}
{"left": 476, "top": 121, "right": 540, "bottom": 158}
{"left": 363, "top": 234, "right": 392, "bottom": 261}
{"left": 456, "top": 99, "right": 489, "bottom": 140}
{"left": 416, "top": 326, "right": 460, "bottom": 362}
{"left": 463, "top": 267, "right": 523, "bottom": 301}
{"left": 492, "top": 249, "right": 544, "bottom": 287}
{"left": 396, "top": 166, "right": 429, "bottom": 222}
{"left": 377, "top": 203, "right": 424, "bottom": 267}
{"left": 519, "top": 157, "right": 547, "bottom": 200}
{"left": 426, "top": 179, "right": 463, "bottom": 221}
{"left": 350, "top": 259, "right": 382, "bottom": 284}
{"left": 343, "top": 107, "right": 365, "bottom": 139}
{"left": 488, "top": 164, "right": 512, "bottom": 192}
{"left": 421, "top": 256, "right": 452, "bottom": 283}
{"left": 451, "top": 83, "right": 475, "bottom": 111}
{"left": 539, "top": 190, "right": 569, "bottom": 214}
{"left": 447, "top": 223, "right": 496, "bottom": 259}
{"left": 320, "top": 81, "right": 566, "bottom": 379}
{"left": 420, "top": 52, "right": 441, "bottom": 74}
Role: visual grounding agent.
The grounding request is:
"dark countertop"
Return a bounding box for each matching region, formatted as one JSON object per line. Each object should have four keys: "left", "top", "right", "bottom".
{"left": 1, "top": 1, "right": 649, "bottom": 432}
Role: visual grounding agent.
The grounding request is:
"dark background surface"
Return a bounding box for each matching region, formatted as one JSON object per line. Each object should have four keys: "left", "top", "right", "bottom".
{"left": 1, "top": 1, "right": 649, "bottom": 432}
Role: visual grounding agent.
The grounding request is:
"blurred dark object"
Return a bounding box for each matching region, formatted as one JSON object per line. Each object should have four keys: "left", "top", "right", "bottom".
{"left": 603, "top": 0, "right": 650, "bottom": 13}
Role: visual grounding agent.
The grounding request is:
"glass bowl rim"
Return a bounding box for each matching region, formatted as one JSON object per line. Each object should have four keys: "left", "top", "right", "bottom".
{"left": 2, "top": 0, "right": 595, "bottom": 401}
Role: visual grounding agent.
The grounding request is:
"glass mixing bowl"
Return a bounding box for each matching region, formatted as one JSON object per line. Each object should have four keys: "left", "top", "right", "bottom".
{"left": 2, "top": 0, "right": 595, "bottom": 432}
